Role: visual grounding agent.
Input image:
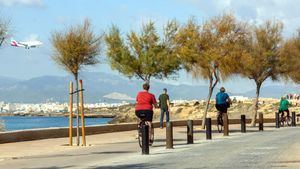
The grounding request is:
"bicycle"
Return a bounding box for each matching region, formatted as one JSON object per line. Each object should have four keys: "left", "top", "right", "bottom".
{"left": 280, "top": 111, "right": 292, "bottom": 127}
{"left": 138, "top": 118, "right": 154, "bottom": 148}
{"left": 216, "top": 111, "right": 223, "bottom": 133}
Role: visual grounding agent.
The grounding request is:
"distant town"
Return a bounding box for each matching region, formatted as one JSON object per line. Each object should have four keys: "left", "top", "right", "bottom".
{"left": 0, "top": 101, "right": 131, "bottom": 116}
{"left": 0, "top": 95, "right": 251, "bottom": 116}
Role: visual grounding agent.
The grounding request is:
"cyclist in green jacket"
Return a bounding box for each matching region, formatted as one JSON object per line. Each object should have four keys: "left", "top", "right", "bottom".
{"left": 279, "top": 96, "right": 290, "bottom": 118}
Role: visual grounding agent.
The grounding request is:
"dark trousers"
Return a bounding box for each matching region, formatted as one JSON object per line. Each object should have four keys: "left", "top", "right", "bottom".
{"left": 160, "top": 108, "right": 169, "bottom": 127}
{"left": 279, "top": 109, "right": 290, "bottom": 117}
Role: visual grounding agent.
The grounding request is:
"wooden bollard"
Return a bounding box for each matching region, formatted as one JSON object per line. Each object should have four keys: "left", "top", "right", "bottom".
{"left": 275, "top": 112, "right": 280, "bottom": 128}
{"left": 292, "top": 112, "right": 296, "bottom": 127}
{"left": 166, "top": 122, "right": 173, "bottom": 149}
{"left": 223, "top": 113, "right": 229, "bottom": 136}
{"left": 79, "top": 79, "right": 86, "bottom": 146}
{"left": 187, "top": 120, "right": 193, "bottom": 144}
{"left": 69, "top": 82, "right": 73, "bottom": 146}
{"left": 259, "top": 113, "right": 263, "bottom": 131}
{"left": 142, "top": 125, "right": 149, "bottom": 155}
{"left": 241, "top": 115, "right": 246, "bottom": 133}
{"left": 206, "top": 118, "right": 212, "bottom": 140}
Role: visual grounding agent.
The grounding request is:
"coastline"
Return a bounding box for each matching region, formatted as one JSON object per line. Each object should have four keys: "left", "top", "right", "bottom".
{"left": 0, "top": 112, "right": 116, "bottom": 118}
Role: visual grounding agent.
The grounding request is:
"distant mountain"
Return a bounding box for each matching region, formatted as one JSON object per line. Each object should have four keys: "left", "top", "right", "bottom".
{"left": 0, "top": 72, "right": 216, "bottom": 103}
{"left": 0, "top": 72, "right": 298, "bottom": 103}
{"left": 242, "top": 85, "right": 300, "bottom": 98}
{"left": 103, "top": 92, "right": 135, "bottom": 101}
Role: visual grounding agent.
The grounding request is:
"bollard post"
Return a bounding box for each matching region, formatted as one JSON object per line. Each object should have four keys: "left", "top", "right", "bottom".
{"left": 292, "top": 112, "right": 296, "bottom": 127}
{"left": 259, "top": 113, "right": 264, "bottom": 131}
{"left": 275, "top": 112, "right": 280, "bottom": 128}
{"left": 187, "top": 120, "right": 194, "bottom": 144}
{"left": 79, "top": 79, "right": 86, "bottom": 146}
{"left": 241, "top": 115, "right": 246, "bottom": 133}
{"left": 69, "top": 82, "right": 73, "bottom": 146}
{"left": 166, "top": 122, "right": 174, "bottom": 149}
{"left": 206, "top": 118, "right": 212, "bottom": 140}
{"left": 141, "top": 125, "right": 149, "bottom": 155}
{"left": 223, "top": 113, "right": 229, "bottom": 136}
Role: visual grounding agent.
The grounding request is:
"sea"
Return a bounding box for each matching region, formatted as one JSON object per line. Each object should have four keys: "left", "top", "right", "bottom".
{"left": 0, "top": 116, "right": 112, "bottom": 131}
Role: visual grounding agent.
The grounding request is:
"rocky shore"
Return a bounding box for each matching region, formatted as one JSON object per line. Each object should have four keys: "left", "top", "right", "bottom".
{"left": 108, "top": 98, "right": 300, "bottom": 124}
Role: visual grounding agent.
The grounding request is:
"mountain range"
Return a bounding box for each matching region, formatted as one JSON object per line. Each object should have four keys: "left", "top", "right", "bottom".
{"left": 0, "top": 72, "right": 299, "bottom": 103}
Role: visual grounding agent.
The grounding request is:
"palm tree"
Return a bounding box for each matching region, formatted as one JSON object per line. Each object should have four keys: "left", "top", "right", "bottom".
{"left": 51, "top": 19, "right": 102, "bottom": 146}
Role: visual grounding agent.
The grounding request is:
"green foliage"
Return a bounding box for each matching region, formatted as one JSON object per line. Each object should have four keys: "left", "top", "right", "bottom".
{"left": 281, "top": 30, "right": 300, "bottom": 83}
{"left": 238, "top": 20, "right": 284, "bottom": 84}
{"left": 51, "top": 19, "right": 102, "bottom": 77}
{"left": 175, "top": 14, "right": 248, "bottom": 82}
{"left": 105, "top": 21, "right": 181, "bottom": 83}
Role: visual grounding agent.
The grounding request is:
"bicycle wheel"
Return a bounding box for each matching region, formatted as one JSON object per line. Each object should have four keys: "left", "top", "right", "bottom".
{"left": 138, "top": 122, "right": 144, "bottom": 148}
{"left": 150, "top": 123, "right": 154, "bottom": 145}
{"left": 217, "top": 114, "right": 223, "bottom": 133}
{"left": 280, "top": 116, "right": 285, "bottom": 127}
{"left": 286, "top": 116, "right": 292, "bottom": 126}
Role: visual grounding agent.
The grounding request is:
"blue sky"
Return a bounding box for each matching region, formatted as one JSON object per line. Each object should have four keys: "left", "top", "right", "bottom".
{"left": 0, "top": 0, "right": 300, "bottom": 93}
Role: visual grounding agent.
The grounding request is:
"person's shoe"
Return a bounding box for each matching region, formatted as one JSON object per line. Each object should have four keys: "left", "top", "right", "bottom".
{"left": 160, "top": 126, "right": 163, "bottom": 129}
{"left": 149, "top": 139, "right": 154, "bottom": 146}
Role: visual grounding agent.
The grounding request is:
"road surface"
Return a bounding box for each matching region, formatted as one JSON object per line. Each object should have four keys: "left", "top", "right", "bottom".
{"left": 0, "top": 125, "right": 299, "bottom": 169}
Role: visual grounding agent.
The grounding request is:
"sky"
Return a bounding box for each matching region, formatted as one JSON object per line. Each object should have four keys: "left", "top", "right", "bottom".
{"left": 0, "top": 0, "right": 300, "bottom": 93}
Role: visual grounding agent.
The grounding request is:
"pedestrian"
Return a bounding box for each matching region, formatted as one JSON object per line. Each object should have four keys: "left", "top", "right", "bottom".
{"left": 159, "top": 88, "right": 170, "bottom": 129}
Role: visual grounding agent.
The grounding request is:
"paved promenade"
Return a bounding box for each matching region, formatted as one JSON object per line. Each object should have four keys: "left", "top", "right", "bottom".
{"left": 0, "top": 123, "right": 299, "bottom": 169}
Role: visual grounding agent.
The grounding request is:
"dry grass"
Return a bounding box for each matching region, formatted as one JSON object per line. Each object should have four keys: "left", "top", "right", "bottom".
{"left": 109, "top": 98, "right": 300, "bottom": 124}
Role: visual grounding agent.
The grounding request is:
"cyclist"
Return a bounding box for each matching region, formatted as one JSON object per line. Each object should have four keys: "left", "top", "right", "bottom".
{"left": 215, "top": 87, "right": 231, "bottom": 116}
{"left": 135, "top": 83, "right": 158, "bottom": 145}
{"left": 279, "top": 96, "right": 290, "bottom": 118}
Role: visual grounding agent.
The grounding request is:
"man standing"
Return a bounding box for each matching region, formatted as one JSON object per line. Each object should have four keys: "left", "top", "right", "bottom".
{"left": 159, "top": 88, "right": 170, "bottom": 129}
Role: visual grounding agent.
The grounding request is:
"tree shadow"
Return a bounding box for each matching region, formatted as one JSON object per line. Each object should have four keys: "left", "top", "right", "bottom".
{"left": 21, "top": 151, "right": 135, "bottom": 160}
{"left": 91, "top": 151, "right": 135, "bottom": 155}
{"left": 89, "top": 163, "right": 160, "bottom": 169}
{"left": 154, "top": 138, "right": 186, "bottom": 142}
{"left": 23, "top": 165, "right": 74, "bottom": 169}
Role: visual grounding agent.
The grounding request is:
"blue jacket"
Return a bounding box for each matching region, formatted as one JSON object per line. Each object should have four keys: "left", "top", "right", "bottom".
{"left": 216, "top": 92, "right": 229, "bottom": 105}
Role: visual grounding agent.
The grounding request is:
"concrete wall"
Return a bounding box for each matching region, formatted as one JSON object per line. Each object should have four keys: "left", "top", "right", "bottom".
{"left": 0, "top": 118, "right": 276, "bottom": 144}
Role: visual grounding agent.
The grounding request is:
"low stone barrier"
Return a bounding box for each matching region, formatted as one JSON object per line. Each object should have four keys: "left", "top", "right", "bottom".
{"left": 0, "top": 118, "right": 276, "bottom": 144}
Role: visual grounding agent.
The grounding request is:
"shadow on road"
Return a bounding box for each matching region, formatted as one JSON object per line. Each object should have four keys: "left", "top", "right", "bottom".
{"left": 89, "top": 163, "right": 161, "bottom": 169}
{"left": 20, "top": 151, "right": 135, "bottom": 160}
{"left": 24, "top": 165, "right": 74, "bottom": 169}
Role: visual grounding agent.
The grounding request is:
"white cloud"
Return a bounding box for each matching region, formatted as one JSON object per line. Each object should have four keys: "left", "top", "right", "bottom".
{"left": 0, "top": 0, "right": 43, "bottom": 7}
{"left": 177, "top": 0, "right": 300, "bottom": 37}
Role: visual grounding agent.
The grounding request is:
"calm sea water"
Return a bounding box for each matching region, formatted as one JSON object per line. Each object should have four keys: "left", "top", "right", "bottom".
{"left": 0, "top": 116, "right": 112, "bottom": 131}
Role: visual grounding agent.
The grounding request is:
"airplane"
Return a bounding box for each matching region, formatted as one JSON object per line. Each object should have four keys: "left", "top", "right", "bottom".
{"left": 10, "top": 38, "right": 42, "bottom": 49}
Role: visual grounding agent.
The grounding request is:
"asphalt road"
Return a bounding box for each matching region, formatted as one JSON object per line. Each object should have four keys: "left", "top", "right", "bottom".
{"left": 0, "top": 126, "right": 299, "bottom": 169}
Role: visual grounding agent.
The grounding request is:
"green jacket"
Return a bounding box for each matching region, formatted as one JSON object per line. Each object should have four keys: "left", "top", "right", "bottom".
{"left": 279, "top": 99, "right": 289, "bottom": 111}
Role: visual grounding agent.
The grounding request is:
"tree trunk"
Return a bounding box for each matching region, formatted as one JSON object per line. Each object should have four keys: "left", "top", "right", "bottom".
{"left": 0, "top": 37, "right": 4, "bottom": 46}
{"left": 201, "top": 82, "right": 214, "bottom": 129}
{"left": 74, "top": 74, "right": 80, "bottom": 146}
{"left": 250, "top": 83, "right": 261, "bottom": 126}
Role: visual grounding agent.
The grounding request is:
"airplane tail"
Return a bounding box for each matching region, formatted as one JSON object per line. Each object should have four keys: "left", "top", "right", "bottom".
{"left": 10, "top": 38, "right": 18, "bottom": 46}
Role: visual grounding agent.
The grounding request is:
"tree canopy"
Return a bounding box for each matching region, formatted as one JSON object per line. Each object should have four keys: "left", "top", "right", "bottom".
{"left": 281, "top": 30, "right": 300, "bottom": 83}
{"left": 51, "top": 19, "right": 102, "bottom": 77}
{"left": 105, "top": 21, "right": 181, "bottom": 83}
{"left": 0, "top": 17, "right": 9, "bottom": 46}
